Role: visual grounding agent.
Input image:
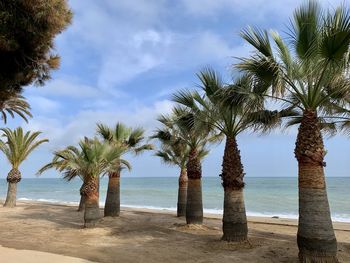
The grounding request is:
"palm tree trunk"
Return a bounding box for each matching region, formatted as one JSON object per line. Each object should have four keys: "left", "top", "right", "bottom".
{"left": 295, "top": 110, "right": 337, "bottom": 262}
{"left": 177, "top": 168, "right": 187, "bottom": 217}
{"left": 78, "top": 194, "right": 86, "bottom": 212}
{"left": 4, "top": 183, "right": 17, "bottom": 207}
{"left": 78, "top": 181, "right": 86, "bottom": 212}
{"left": 220, "top": 137, "right": 248, "bottom": 242}
{"left": 4, "top": 168, "right": 21, "bottom": 208}
{"left": 186, "top": 149, "right": 203, "bottom": 224}
{"left": 83, "top": 177, "right": 100, "bottom": 228}
{"left": 104, "top": 172, "right": 120, "bottom": 217}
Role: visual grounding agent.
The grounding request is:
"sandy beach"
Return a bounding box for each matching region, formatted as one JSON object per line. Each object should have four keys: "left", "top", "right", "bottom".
{"left": 0, "top": 201, "right": 349, "bottom": 263}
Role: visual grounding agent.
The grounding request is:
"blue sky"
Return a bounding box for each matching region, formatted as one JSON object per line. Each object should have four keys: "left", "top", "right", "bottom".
{"left": 1, "top": 0, "right": 349, "bottom": 179}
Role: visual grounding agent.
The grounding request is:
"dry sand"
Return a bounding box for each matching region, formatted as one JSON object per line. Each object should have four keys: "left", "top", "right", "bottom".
{"left": 0, "top": 201, "right": 349, "bottom": 263}
{"left": 0, "top": 245, "right": 94, "bottom": 263}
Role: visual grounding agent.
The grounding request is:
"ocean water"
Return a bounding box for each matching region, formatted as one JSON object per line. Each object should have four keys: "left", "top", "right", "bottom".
{"left": 0, "top": 177, "right": 349, "bottom": 222}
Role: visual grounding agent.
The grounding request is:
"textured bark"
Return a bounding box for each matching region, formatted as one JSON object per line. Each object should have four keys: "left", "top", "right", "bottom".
{"left": 186, "top": 179, "right": 203, "bottom": 224}
{"left": 4, "top": 183, "right": 17, "bottom": 208}
{"left": 104, "top": 172, "right": 121, "bottom": 217}
{"left": 82, "top": 177, "right": 101, "bottom": 228}
{"left": 220, "top": 137, "right": 245, "bottom": 189}
{"left": 222, "top": 189, "right": 248, "bottom": 242}
{"left": 186, "top": 149, "right": 201, "bottom": 180}
{"left": 77, "top": 182, "right": 87, "bottom": 212}
{"left": 186, "top": 149, "right": 203, "bottom": 224}
{"left": 78, "top": 194, "right": 86, "bottom": 212}
{"left": 177, "top": 168, "right": 188, "bottom": 217}
{"left": 220, "top": 137, "right": 248, "bottom": 242}
{"left": 295, "top": 110, "right": 337, "bottom": 262}
{"left": 4, "top": 168, "right": 21, "bottom": 208}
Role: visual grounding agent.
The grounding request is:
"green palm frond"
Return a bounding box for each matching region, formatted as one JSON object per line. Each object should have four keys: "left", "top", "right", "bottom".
{"left": 97, "top": 122, "right": 152, "bottom": 156}
{"left": 0, "top": 127, "right": 48, "bottom": 168}
{"left": 0, "top": 93, "right": 32, "bottom": 124}
{"left": 38, "top": 137, "right": 123, "bottom": 181}
{"left": 96, "top": 122, "right": 152, "bottom": 176}
{"left": 152, "top": 106, "right": 211, "bottom": 169}
{"left": 237, "top": 1, "right": 350, "bottom": 132}
{"left": 241, "top": 26, "right": 273, "bottom": 57}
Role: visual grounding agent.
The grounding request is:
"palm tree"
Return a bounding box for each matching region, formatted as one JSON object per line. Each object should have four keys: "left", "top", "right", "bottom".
{"left": 38, "top": 138, "right": 124, "bottom": 227}
{"left": 0, "top": 92, "right": 32, "bottom": 123}
{"left": 173, "top": 69, "right": 286, "bottom": 241}
{"left": 0, "top": 127, "right": 48, "bottom": 207}
{"left": 161, "top": 107, "right": 216, "bottom": 224}
{"left": 97, "top": 123, "right": 153, "bottom": 217}
{"left": 152, "top": 123, "right": 208, "bottom": 217}
{"left": 237, "top": 1, "right": 350, "bottom": 261}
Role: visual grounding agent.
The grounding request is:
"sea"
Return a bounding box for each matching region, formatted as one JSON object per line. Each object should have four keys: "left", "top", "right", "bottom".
{"left": 0, "top": 177, "right": 349, "bottom": 222}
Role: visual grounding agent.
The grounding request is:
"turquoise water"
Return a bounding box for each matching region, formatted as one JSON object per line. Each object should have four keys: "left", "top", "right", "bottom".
{"left": 0, "top": 177, "right": 349, "bottom": 222}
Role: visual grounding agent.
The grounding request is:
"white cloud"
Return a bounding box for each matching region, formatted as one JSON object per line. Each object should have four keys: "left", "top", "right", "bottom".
{"left": 55, "top": 0, "right": 245, "bottom": 91}
{"left": 26, "top": 79, "right": 101, "bottom": 98}
{"left": 22, "top": 99, "right": 174, "bottom": 149}
{"left": 180, "top": 0, "right": 343, "bottom": 18}
{"left": 26, "top": 96, "right": 61, "bottom": 113}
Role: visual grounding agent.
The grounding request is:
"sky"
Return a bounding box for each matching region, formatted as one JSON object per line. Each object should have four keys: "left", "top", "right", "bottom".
{"left": 1, "top": 0, "right": 349, "bottom": 179}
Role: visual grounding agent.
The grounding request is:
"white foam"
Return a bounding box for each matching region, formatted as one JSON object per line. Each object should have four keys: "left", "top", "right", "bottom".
{"left": 18, "top": 198, "right": 79, "bottom": 206}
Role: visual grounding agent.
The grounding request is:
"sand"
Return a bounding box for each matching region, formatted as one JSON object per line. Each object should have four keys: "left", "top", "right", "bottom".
{"left": 0, "top": 201, "right": 349, "bottom": 263}
{"left": 0, "top": 245, "right": 94, "bottom": 263}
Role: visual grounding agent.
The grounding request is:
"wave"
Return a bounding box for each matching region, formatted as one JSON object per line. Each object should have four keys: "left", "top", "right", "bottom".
{"left": 18, "top": 198, "right": 79, "bottom": 206}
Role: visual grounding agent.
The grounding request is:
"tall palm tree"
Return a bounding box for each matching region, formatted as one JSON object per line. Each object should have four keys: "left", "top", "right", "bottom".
{"left": 237, "top": 1, "right": 350, "bottom": 261}
{"left": 161, "top": 107, "right": 217, "bottom": 224}
{"left": 0, "top": 127, "right": 48, "bottom": 207}
{"left": 97, "top": 123, "right": 153, "bottom": 217}
{"left": 38, "top": 138, "right": 124, "bottom": 227}
{"left": 152, "top": 123, "right": 208, "bottom": 217}
{"left": 0, "top": 92, "right": 32, "bottom": 123}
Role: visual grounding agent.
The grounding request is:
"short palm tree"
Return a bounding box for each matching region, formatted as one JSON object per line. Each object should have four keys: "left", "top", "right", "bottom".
{"left": 152, "top": 119, "right": 208, "bottom": 217}
{"left": 162, "top": 107, "right": 216, "bottom": 224}
{"left": 0, "top": 127, "right": 48, "bottom": 207}
{"left": 0, "top": 92, "right": 32, "bottom": 123}
{"left": 38, "top": 137, "right": 124, "bottom": 227}
{"left": 237, "top": 1, "right": 350, "bottom": 261}
{"left": 97, "top": 123, "right": 153, "bottom": 217}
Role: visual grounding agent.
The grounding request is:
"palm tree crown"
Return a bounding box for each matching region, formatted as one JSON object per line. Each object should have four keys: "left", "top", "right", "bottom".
{"left": 97, "top": 122, "right": 153, "bottom": 156}
{"left": 0, "top": 127, "right": 48, "bottom": 169}
{"left": 38, "top": 137, "right": 129, "bottom": 180}
{"left": 173, "top": 68, "right": 290, "bottom": 138}
{"left": 0, "top": 93, "right": 32, "bottom": 123}
{"left": 237, "top": 1, "right": 350, "bottom": 118}
{"left": 152, "top": 118, "right": 209, "bottom": 169}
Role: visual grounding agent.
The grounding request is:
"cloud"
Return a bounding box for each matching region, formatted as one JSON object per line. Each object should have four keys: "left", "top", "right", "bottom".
{"left": 54, "top": 0, "right": 245, "bottom": 92}
{"left": 22, "top": 99, "right": 174, "bottom": 149}
{"left": 26, "top": 79, "right": 101, "bottom": 98}
{"left": 26, "top": 96, "right": 61, "bottom": 113}
{"left": 179, "top": 0, "right": 343, "bottom": 18}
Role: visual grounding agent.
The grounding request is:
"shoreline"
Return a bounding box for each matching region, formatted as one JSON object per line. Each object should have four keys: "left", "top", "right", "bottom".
{"left": 13, "top": 199, "right": 350, "bottom": 231}
{"left": 15, "top": 198, "right": 350, "bottom": 223}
